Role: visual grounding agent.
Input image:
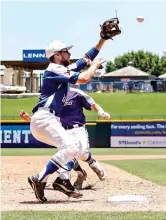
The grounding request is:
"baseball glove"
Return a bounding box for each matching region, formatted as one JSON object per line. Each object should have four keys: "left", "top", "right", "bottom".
{"left": 100, "top": 18, "right": 121, "bottom": 40}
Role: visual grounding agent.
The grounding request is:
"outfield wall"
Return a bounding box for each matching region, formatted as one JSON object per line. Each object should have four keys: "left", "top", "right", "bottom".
{"left": 1, "top": 120, "right": 166, "bottom": 148}
{"left": 0, "top": 121, "right": 97, "bottom": 148}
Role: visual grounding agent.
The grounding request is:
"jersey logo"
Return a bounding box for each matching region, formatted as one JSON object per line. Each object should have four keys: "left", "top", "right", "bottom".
{"left": 62, "top": 95, "right": 67, "bottom": 103}
{"left": 62, "top": 94, "right": 72, "bottom": 106}
{"left": 64, "top": 101, "right": 73, "bottom": 106}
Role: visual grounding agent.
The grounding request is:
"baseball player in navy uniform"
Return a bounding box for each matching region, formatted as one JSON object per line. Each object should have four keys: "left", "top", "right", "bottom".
{"left": 27, "top": 38, "right": 109, "bottom": 202}
{"left": 55, "top": 87, "right": 110, "bottom": 190}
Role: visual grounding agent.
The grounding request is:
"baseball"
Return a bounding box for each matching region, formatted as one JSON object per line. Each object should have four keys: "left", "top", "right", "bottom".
{"left": 137, "top": 16, "right": 144, "bottom": 23}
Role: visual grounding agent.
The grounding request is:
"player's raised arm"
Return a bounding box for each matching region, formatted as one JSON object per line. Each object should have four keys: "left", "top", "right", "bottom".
{"left": 44, "top": 58, "right": 105, "bottom": 85}
{"left": 69, "top": 15, "right": 121, "bottom": 72}
{"left": 75, "top": 58, "right": 105, "bottom": 84}
{"left": 68, "top": 38, "right": 107, "bottom": 72}
{"left": 84, "top": 38, "right": 107, "bottom": 60}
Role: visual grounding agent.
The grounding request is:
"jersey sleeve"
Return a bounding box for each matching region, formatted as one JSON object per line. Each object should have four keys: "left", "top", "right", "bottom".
{"left": 68, "top": 58, "right": 87, "bottom": 72}
{"left": 68, "top": 47, "right": 99, "bottom": 72}
{"left": 45, "top": 63, "right": 80, "bottom": 84}
{"left": 69, "top": 72, "right": 80, "bottom": 84}
{"left": 78, "top": 91, "right": 96, "bottom": 111}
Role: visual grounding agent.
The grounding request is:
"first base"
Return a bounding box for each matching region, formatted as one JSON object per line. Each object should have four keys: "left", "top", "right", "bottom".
{"left": 107, "top": 195, "right": 148, "bottom": 203}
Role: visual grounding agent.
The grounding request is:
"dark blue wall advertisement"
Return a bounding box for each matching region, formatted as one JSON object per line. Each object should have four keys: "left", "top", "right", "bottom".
{"left": 0, "top": 123, "right": 53, "bottom": 148}
{"left": 23, "top": 50, "right": 49, "bottom": 62}
{"left": 1, "top": 121, "right": 166, "bottom": 148}
{"left": 111, "top": 121, "right": 166, "bottom": 147}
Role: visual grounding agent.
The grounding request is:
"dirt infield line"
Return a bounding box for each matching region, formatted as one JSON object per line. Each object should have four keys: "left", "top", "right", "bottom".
{"left": 94, "top": 155, "right": 166, "bottom": 160}
{"left": 2, "top": 155, "right": 166, "bottom": 161}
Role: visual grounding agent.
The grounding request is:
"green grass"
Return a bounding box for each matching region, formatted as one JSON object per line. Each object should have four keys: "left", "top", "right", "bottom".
{"left": 1, "top": 97, "right": 38, "bottom": 120}
{"left": 1, "top": 148, "right": 166, "bottom": 156}
{"left": 1, "top": 211, "right": 166, "bottom": 220}
{"left": 87, "top": 93, "right": 166, "bottom": 119}
{"left": 1, "top": 93, "right": 166, "bottom": 120}
{"left": 103, "top": 159, "right": 166, "bottom": 186}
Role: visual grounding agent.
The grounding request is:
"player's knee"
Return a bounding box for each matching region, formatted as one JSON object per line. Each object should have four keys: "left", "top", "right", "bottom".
{"left": 64, "top": 137, "right": 80, "bottom": 153}
{"left": 78, "top": 151, "right": 89, "bottom": 161}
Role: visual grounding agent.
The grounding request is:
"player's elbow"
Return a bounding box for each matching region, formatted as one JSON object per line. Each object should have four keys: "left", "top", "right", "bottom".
{"left": 76, "top": 76, "right": 89, "bottom": 85}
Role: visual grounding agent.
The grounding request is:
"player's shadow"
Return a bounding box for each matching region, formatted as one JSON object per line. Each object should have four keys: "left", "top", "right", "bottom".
{"left": 82, "top": 184, "right": 97, "bottom": 191}
{"left": 20, "top": 199, "right": 94, "bottom": 205}
{"left": 45, "top": 184, "right": 97, "bottom": 191}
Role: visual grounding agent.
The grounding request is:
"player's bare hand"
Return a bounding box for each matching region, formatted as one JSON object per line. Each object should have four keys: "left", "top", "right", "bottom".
{"left": 91, "top": 58, "right": 106, "bottom": 69}
{"left": 101, "top": 112, "right": 110, "bottom": 119}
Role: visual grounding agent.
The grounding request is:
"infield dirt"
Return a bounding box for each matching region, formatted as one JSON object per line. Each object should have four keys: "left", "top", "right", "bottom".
{"left": 1, "top": 155, "right": 166, "bottom": 212}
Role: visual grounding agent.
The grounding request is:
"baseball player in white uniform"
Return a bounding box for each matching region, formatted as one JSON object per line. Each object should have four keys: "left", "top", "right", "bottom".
{"left": 28, "top": 38, "right": 108, "bottom": 202}
{"left": 21, "top": 88, "right": 110, "bottom": 190}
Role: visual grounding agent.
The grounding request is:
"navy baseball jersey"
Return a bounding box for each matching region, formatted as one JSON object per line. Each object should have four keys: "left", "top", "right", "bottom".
{"left": 32, "top": 63, "right": 79, "bottom": 115}
{"left": 59, "top": 88, "right": 95, "bottom": 128}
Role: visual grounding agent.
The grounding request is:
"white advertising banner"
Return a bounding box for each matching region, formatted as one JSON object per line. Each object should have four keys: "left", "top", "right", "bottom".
{"left": 111, "top": 136, "right": 166, "bottom": 148}
{"left": 110, "top": 121, "right": 166, "bottom": 148}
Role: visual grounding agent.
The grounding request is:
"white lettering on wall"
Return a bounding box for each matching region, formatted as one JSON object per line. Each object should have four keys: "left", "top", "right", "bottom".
{"left": 13, "top": 130, "right": 21, "bottom": 143}
{"left": 22, "top": 130, "right": 31, "bottom": 143}
{"left": 32, "top": 53, "right": 45, "bottom": 58}
{"left": 4, "top": 130, "right": 12, "bottom": 143}
{"left": 23, "top": 53, "right": 45, "bottom": 59}
{"left": 1, "top": 130, "right": 31, "bottom": 144}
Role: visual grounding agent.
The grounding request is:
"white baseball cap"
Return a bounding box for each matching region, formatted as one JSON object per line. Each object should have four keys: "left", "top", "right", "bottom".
{"left": 45, "top": 40, "right": 73, "bottom": 59}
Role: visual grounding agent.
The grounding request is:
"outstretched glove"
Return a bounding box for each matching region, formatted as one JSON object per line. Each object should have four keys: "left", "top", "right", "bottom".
{"left": 100, "top": 18, "right": 121, "bottom": 40}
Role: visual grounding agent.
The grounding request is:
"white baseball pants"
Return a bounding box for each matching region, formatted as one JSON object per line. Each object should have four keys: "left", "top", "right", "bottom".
{"left": 66, "top": 126, "right": 90, "bottom": 161}
{"left": 30, "top": 108, "right": 81, "bottom": 168}
{"left": 59, "top": 125, "right": 91, "bottom": 179}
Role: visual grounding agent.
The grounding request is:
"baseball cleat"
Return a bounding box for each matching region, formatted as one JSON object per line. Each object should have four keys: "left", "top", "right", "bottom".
{"left": 28, "top": 174, "right": 47, "bottom": 203}
{"left": 89, "top": 162, "right": 106, "bottom": 181}
{"left": 74, "top": 170, "right": 87, "bottom": 190}
{"left": 42, "top": 182, "right": 47, "bottom": 189}
{"left": 52, "top": 177, "right": 83, "bottom": 199}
